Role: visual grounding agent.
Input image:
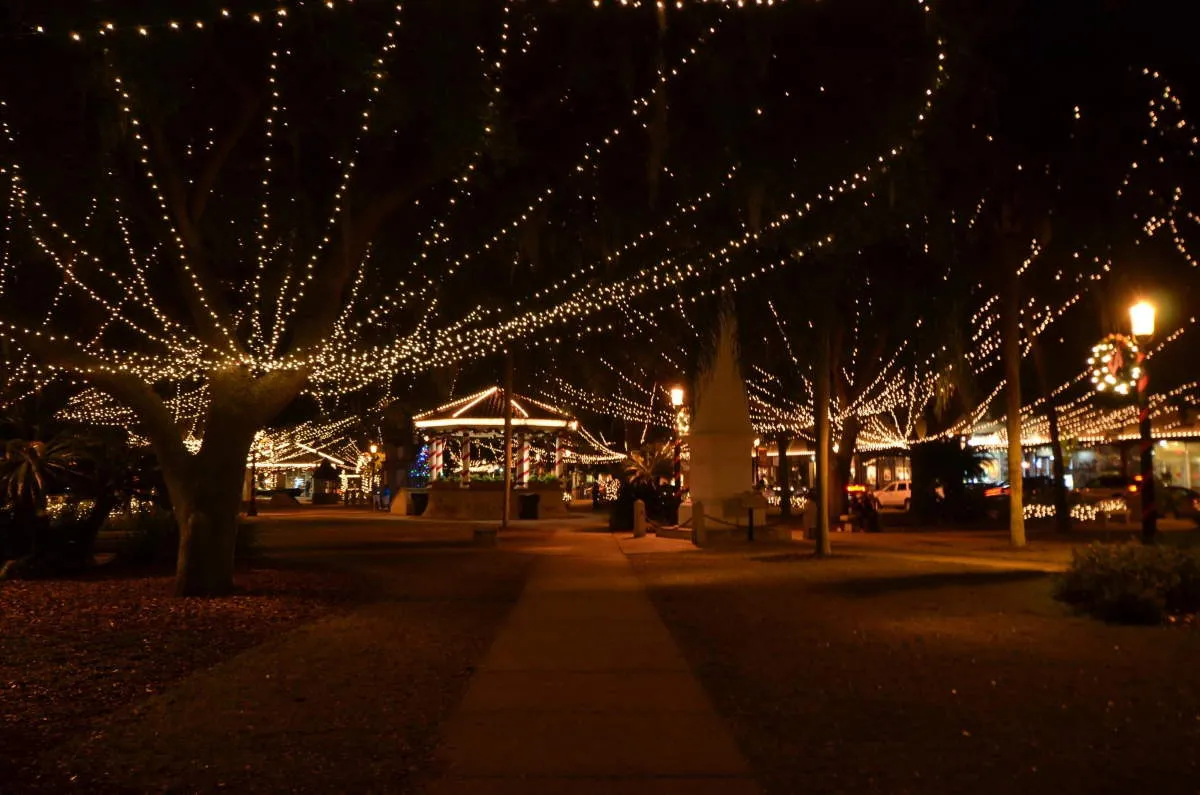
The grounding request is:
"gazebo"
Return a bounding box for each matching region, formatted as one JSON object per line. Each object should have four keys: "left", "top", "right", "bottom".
{"left": 407, "top": 386, "right": 579, "bottom": 519}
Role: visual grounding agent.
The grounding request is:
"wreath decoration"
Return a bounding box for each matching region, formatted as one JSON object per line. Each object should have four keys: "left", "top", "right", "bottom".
{"left": 1088, "top": 333, "right": 1142, "bottom": 395}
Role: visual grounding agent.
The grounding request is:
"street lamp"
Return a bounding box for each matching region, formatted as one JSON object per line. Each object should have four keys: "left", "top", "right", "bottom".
{"left": 367, "top": 443, "right": 380, "bottom": 509}
{"left": 1130, "top": 300, "right": 1156, "bottom": 338}
{"left": 670, "top": 386, "right": 685, "bottom": 495}
{"left": 1129, "top": 300, "right": 1156, "bottom": 543}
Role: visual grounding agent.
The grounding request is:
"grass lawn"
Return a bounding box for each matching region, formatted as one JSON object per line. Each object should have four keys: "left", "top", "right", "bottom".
{"left": 630, "top": 546, "right": 1200, "bottom": 795}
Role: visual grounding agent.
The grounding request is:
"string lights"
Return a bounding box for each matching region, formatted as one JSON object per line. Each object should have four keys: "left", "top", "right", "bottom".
{"left": 1, "top": 0, "right": 1195, "bottom": 478}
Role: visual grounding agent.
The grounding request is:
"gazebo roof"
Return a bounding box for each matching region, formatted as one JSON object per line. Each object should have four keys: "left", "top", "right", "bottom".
{"left": 413, "top": 386, "right": 577, "bottom": 433}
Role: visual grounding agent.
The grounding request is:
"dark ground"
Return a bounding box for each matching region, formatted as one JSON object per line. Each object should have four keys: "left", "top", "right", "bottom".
{"left": 6, "top": 511, "right": 1200, "bottom": 793}
{"left": 2, "top": 514, "right": 536, "bottom": 793}
{"left": 629, "top": 545, "right": 1200, "bottom": 795}
{"left": 0, "top": 561, "right": 362, "bottom": 790}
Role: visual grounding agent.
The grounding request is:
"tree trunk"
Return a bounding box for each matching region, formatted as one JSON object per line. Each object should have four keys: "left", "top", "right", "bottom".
{"left": 830, "top": 420, "right": 861, "bottom": 521}
{"left": 1032, "top": 341, "right": 1070, "bottom": 534}
{"left": 145, "top": 369, "right": 291, "bottom": 597}
{"left": 1002, "top": 264, "right": 1027, "bottom": 547}
{"left": 78, "top": 357, "right": 309, "bottom": 597}
{"left": 165, "top": 427, "right": 255, "bottom": 597}
{"left": 502, "top": 351, "right": 514, "bottom": 528}
{"left": 777, "top": 433, "right": 792, "bottom": 517}
{"left": 70, "top": 488, "right": 121, "bottom": 571}
{"left": 1046, "top": 400, "right": 1070, "bottom": 533}
{"left": 815, "top": 322, "right": 832, "bottom": 556}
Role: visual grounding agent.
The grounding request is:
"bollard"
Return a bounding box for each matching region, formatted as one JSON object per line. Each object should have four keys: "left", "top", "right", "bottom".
{"left": 747, "top": 507, "right": 755, "bottom": 542}
{"left": 633, "top": 499, "right": 647, "bottom": 538}
{"left": 692, "top": 500, "right": 707, "bottom": 547}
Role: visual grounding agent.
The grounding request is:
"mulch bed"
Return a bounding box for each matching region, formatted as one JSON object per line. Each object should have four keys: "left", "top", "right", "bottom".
{"left": 4, "top": 542, "right": 535, "bottom": 794}
{"left": 0, "top": 562, "right": 363, "bottom": 789}
{"left": 631, "top": 549, "right": 1200, "bottom": 795}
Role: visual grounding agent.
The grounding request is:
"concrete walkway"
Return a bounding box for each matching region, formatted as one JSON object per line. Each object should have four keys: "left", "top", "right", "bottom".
{"left": 429, "top": 530, "right": 759, "bottom": 795}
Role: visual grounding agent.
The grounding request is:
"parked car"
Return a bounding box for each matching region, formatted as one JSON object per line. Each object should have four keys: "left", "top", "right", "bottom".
{"left": 1076, "top": 474, "right": 1136, "bottom": 503}
{"left": 255, "top": 487, "right": 305, "bottom": 499}
{"left": 873, "top": 480, "right": 912, "bottom": 511}
{"left": 1161, "top": 486, "right": 1200, "bottom": 523}
{"left": 982, "top": 476, "right": 1058, "bottom": 501}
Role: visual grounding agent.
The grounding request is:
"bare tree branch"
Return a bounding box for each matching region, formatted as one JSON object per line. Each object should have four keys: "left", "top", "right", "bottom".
{"left": 142, "top": 120, "right": 244, "bottom": 353}
{"left": 286, "top": 174, "right": 438, "bottom": 356}
{"left": 189, "top": 93, "right": 259, "bottom": 227}
{"left": 12, "top": 331, "right": 191, "bottom": 476}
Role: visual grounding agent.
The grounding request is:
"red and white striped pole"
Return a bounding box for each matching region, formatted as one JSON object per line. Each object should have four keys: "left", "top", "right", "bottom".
{"left": 430, "top": 438, "right": 443, "bottom": 482}
{"left": 519, "top": 437, "right": 531, "bottom": 486}
{"left": 555, "top": 434, "right": 566, "bottom": 480}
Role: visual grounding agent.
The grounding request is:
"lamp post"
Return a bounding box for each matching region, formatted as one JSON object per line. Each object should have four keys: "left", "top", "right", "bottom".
{"left": 368, "top": 443, "right": 380, "bottom": 510}
{"left": 1130, "top": 300, "right": 1157, "bottom": 543}
{"left": 670, "top": 386, "right": 685, "bottom": 495}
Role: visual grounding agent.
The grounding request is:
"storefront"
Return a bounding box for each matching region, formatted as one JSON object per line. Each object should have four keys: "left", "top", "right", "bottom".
{"left": 1070, "top": 439, "right": 1200, "bottom": 489}
{"left": 861, "top": 454, "right": 912, "bottom": 488}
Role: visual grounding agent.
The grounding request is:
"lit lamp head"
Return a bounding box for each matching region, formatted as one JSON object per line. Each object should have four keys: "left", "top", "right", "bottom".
{"left": 368, "top": 443, "right": 378, "bottom": 455}
{"left": 670, "top": 386, "right": 685, "bottom": 408}
{"left": 1129, "top": 300, "right": 1155, "bottom": 340}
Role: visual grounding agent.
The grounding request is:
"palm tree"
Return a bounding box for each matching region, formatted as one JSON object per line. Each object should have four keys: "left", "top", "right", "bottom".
{"left": 624, "top": 440, "right": 676, "bottom": 484}
{"left": 1, "top": 437, "right": 81, "bottom": 512}
{"left": 0, "top": 436, "right": 86, "bottom": 567}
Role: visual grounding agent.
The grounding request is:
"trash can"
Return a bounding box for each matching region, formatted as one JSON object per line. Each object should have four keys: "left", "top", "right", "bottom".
{"left": 518, "top": 492, "right": 541, "bottom": 520}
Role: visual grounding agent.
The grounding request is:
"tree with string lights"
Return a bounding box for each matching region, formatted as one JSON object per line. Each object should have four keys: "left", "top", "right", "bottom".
{"left": 525, "top": 0, "right": 1200, "bottom": 549}
{"left": 4, "top": 0, "right": 1194, "bottom": 602}
{"left": 0, "top": 1, "right": 738, "bottom": 594}
{"left": 0, "top": 4, "right": 485, "bottom": 593}
{"left": 4, "top": 0, "right": 879, "bottom": 594}
{"left": 898, "top": 0, "right": 1200, "bottom": 543}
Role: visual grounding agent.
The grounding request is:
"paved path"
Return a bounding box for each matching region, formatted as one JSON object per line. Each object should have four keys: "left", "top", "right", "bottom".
{"left": 429, "top": 530, "right": 759, "bottom": 795}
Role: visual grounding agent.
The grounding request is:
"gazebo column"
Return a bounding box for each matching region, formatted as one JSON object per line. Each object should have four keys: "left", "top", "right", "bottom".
{"left": 555, "top": 433, "right": 566, "bottom": 480}
{"left": 461, "top": 432, "right": 472, "bottom": 486}
{"left": 519, "top": 434, "right": 531, "bottom": 487}
{"left": 430, "top": 437, "right": 444, "bottom": 482}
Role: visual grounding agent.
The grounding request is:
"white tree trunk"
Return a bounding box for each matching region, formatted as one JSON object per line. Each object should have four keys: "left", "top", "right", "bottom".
{"left": 1003, "top": 267, "right": 1027, "bottom": 548}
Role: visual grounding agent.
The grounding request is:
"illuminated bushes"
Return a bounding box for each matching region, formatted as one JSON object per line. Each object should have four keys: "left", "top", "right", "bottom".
{"left": 1053, "top": 543, "right": 1200, "bottom": 624}
{"left": 608, "top": 479, "right": 680, "bottom": 530}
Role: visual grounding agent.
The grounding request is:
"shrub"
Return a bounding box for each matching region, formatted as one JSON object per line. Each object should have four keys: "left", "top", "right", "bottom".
{"left": 40, "top": 500, "right": 102, "bottom": 575}
{"left": 110, "top": 510, "right": 261, "bottom": 567}
{"left": 235, "top": 520, "right": 260, "bottom": 560}
{"left": 1053, "top": 543, "right": 1200, "bottom": 624}
{"left": 112, "top": 509, "right": 180, "bottom": 566}
{"left": 112, "top": 513, "right": 260, "bottom": 569}
{"left": 0, "top": 499, "right": 105, "bottom": 578}
{"left": 607, "top": 478, "right": 679, "bottom": 530}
